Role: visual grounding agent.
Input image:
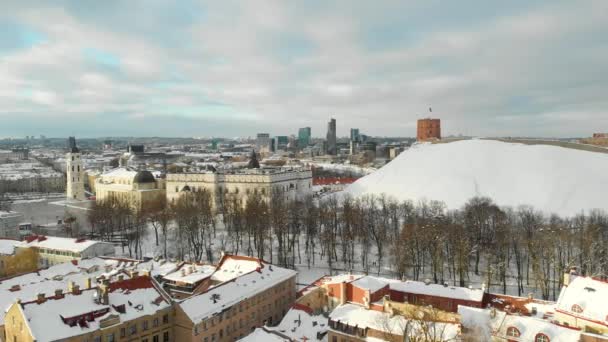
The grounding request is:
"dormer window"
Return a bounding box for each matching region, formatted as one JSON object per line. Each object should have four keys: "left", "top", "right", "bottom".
{"left": 506, "top": 327, "right": 521, "bottom": 337}
{"left": 571, "top": 304, "right": 583, "bottom": 313}
{"left": 535, "top": 333, "right": 550, "bottom": 342}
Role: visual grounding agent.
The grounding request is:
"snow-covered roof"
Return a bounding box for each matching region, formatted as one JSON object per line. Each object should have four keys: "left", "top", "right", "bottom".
{"left": 135, "top": 259, "right": 180, "bottom": 277}
{"left": 180, "top": 263, "right": 296, "bottom": 322}
{"left": 0, "top": 258, "right": 138, "bottom": 326}
{"left": 351, "top": 276, "right": 389, "bottom": 293}
{"left": 389, "top": 280, "right": 484, "bottom": 302}
{"left": 459, "top": 306, "right": 581, "bottom": 342}
{"left": 163, "top": 264, "right": 216, "bottom": 284}
{"left": 556, "top": 276, "right": 608, "bottom": 324}
{"left": 17, "top": 235, "right": 112, "bottom": 253}
{"left": 238, "top": 327, "right": 288, "bottom": 341}
{"left": 210, "top": 256, "right": 262, "bottom": 283}
{"left": 319, "top": 274, "right": 364, "bottom": 285}
{"left": 0, "top": 238, "right": 18, "bottom": 255}
{"left": 330, "top": 303, "right": 459, "bottom": 339}
{"left": 100, "top": 167, "right": 139, "bottom": 179}
{"left": 267, "top": 306, "right": 328, "bottom": 341}
{"left": 20, "top": 277, "right": 170, "bottom": 342}
{"left": 346, "top": 139, "right": 608, "bottom": 215}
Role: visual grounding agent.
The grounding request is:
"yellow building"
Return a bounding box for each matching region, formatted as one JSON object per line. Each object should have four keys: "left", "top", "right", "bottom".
{"left": 0, "top": 238, "right": 38, "bottom": 278}
{"left": 4, "top": 274, "right": 173, "bottom": 342}
{"left": 95, "top": 167, "right": 166, "bottom": 210}
{"left": 17, "top": 235, "right": 115, "bottom": 268}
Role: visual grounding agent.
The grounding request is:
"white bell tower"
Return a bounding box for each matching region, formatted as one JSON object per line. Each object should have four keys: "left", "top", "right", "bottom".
{"left": 66, "top": 136, "right": 86, "bottom": 200}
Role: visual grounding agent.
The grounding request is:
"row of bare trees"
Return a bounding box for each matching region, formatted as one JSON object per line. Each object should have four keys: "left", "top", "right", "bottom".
{"left": 88, "top": 189, "right": 608, "bottom": 300}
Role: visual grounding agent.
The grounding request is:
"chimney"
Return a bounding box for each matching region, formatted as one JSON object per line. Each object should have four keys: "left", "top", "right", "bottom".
{"left": 564, "top": 267, "right": 578, "bottom": 287}
{"left": 181, "top": 268, "right": 186, "bottom": 277}
{"left": 36, "top": 293, "right": 46, "bottom": 304}
{"left": 118, "top": 275, "right": 124, "bottom": 281}
{"left": 130, "top": 270, "right": 139, "bottom": 278}
{"left": 68, "top": 281, "right": 75, "bottom": 292}
{"left": 72, "top": 285, "right": 81, "bottom": 295}
{"left": 340, "top": 282, "right": 347, "bottom": 305}
{"left": 85, "top": 277, "right": 92, "bottom": 289}
{"left": 99, "top": 281, "right": 110, "bottom": 305}
{"left": 54, "top": 289, "right": 64, "bottom": 298}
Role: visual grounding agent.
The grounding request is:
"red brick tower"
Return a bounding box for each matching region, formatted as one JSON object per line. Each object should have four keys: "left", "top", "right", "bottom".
{"left": 417, "top": 118, "right": 441, "bottom": 141}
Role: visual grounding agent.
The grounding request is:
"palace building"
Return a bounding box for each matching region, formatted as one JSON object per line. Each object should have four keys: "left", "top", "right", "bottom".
{"left": 166, "top": 167, "right": 312, "bottom": 207}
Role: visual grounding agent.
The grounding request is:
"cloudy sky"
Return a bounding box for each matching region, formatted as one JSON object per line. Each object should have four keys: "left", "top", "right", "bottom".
{"left": 1, "top": 1, "right": 607, "bottom": 138}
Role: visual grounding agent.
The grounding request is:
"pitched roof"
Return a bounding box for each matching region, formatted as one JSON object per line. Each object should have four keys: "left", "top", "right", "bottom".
{"left": 556, "top": 276, "right": 608, "bottom": 325}
{"left": 180, "top": 262, "right": 296, "bottom": 322}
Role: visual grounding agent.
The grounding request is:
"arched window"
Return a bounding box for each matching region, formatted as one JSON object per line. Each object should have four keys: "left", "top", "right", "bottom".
{"left": 571, "top": 304, "right": 583, "bottom": 313}
{"left": 506, "top": 327, "right": 521, "bottom": 337}
{"left": 535, "top": 333, "right": 550, "bottom": 342}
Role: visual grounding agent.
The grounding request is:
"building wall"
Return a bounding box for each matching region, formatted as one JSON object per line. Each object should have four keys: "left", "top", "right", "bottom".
{"left": 555, "top": 309, "right": 608, "bottom": 336}
{"left": 0, "top": 212, "right": 21, "bottom": 239}
{"left": 175, "top": 275, "right": 296, "bottom": 342}
{"left": 296, "top": 287, "right": 328, "bottom": 313}
{"left": 4, "top": 304, "right": 34, "bottom": 342}
{"left": 0, "top": 246, "right": 38, "bottom": 279}
{"left": 95, "top": 182, "right": 166, "bottom": 210}
{"left": 35, "top": 243, "right": 115, "bottom": 268}
{"left": 417, "top": 118, "right": 441, "bottom": 141}
{"left": 166, "top": 170, "right": 313, "bottom": 207}
{"left": 389, "top": 289, "right": 481, "bottom": 313}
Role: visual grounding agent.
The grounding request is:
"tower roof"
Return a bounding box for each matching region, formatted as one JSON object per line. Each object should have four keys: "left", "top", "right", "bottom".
{"left": 67, "top": 137, "right": 80, "bottom": 153}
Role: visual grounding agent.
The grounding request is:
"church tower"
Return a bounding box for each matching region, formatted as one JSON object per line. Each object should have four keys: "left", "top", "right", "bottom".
{"left": 66, "top": 136, "right": 86, "bottom": 200}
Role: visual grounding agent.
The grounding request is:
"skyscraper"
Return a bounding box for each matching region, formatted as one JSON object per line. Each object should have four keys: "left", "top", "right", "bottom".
{"left": 256, "top": 133, "right": 271, "bottom": 152}
{"left": 298, "top": 127, "right": 311, "bottom": 147}
{"left": 350, "top": 128, "right": 360, "bottom": 142}
{"left": 326, "top": 118, "right": 337, "bottom": 155}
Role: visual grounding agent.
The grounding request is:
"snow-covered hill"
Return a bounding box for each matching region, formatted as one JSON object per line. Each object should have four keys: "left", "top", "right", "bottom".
{"left": 345, "top": 139, "right": 608, "bottom": 216}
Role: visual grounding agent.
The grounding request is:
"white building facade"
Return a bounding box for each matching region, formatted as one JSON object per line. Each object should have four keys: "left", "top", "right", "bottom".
{"left": 166, "top": 167, "right": 313, "bottom": 206}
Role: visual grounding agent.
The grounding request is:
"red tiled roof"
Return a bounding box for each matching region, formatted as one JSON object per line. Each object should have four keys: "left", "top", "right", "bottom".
{"left": 313, "top": 177, "right": 359, "bottom": 186}
{"left": 109, "top": 276, "right": 155, "bottom": 292}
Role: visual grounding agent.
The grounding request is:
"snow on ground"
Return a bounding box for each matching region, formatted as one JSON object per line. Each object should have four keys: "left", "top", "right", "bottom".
{"left": 346, "top": 139, "right": 608, "bottom": 215}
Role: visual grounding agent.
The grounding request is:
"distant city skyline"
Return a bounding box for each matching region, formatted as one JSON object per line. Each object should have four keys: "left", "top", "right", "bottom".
{"left": 1, "top": 1, "right": 607, "bottom": 138}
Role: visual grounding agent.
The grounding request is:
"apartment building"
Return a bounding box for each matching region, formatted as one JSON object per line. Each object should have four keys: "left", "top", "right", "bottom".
{"left": 174, "top": 256, "right": 297, "bottom": 341}
{"left": 4, "top": 275, "right": 173, "bottom": 342}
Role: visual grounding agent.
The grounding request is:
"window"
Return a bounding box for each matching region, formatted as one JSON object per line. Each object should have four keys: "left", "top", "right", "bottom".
{"left": 162, "top": 314, "right": 169, "bottom": 324}
{"left": 106, "top": 333, "right": 115, "bottom": 342}
{"left": 129, "top": 324, "right": 137, "bottom": 335}
{"left": 153, "top": 318, "right": 159, "bottom": 327}
{"left": 535, "top": 333, "right": 550, "bottom": 342}
{"left": 93, "top": 337, "right": 101, "bottom": 342}
{"left": 571, "top": 304, "right": 583, "bottom": 313}
{"left": 153, "top": 335, "right": 159, "bottom": 342}
{"left": 143, "top": 320, "right": 149, "bottom": 330}
{"left": 163, "top": 331, "right": 169, "bottom": 342}
{"left": 507, "top": 327, "right": 521, "bottom": 337}
{"left": 120, "top": 328, "right": 126, "bottom": 338}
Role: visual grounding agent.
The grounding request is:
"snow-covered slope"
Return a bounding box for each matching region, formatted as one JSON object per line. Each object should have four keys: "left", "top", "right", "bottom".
{"left": 345, "top": 139, "right": 608, "bottom": 215}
